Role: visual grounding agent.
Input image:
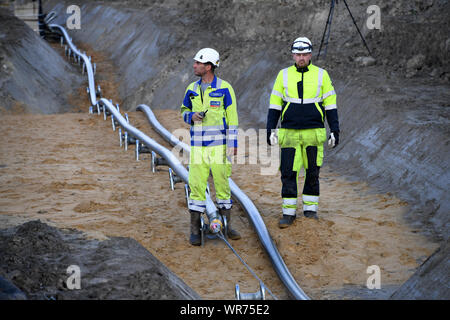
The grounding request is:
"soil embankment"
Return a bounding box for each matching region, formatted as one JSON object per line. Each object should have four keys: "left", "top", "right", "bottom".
{"left": 0, "top": 9, "right": 84, "bottom": 114}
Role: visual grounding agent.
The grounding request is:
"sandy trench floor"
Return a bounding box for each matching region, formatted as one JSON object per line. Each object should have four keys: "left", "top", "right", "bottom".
{"left": 0, "top": 108, "right": 439, "bottom": 300}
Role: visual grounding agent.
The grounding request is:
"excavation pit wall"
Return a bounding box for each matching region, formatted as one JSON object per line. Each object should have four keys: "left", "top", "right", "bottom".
{"left": 0, "top": 8, "right": 84, "bottom": 114}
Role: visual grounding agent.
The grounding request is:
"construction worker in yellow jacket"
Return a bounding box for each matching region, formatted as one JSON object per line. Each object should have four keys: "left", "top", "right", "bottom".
{"left": 267, "top": 37, "right": 340, "bottom": 228}
{"left": 180, "top": 48, "right": 241, "bottom": 245}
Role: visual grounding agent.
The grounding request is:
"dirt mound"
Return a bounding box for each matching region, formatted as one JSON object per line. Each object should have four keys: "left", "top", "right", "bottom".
{"left": 0, "top": 220, "right": 200, "bottom": 300}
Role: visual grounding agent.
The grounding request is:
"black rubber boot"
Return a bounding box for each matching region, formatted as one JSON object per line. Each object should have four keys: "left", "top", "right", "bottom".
{"left": 279, "top": 214, "right": 296, "bottom": 228}
{"left": 303, "top": 210, "right": 319, "bottom": 220}
{"left": 220, "top": 208, "right": 241, "bottom": 240}
{"left": 189, "top": 210, "right": 201, "bottom": 246}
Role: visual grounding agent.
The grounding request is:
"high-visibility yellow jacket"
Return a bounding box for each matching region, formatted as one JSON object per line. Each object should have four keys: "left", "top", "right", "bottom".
{"left": 267, "top": 62, "right": 339, "bottom": 134}
{"left": 181, "top": 76, "right": 238, "bottom": 148}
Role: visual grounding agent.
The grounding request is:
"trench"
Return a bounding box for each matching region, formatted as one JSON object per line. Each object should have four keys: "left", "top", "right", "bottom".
{"left": 1, "top": 0, "right": 448, "bottom": 300}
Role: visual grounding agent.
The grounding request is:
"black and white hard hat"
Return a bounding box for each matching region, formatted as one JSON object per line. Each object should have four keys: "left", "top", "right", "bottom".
{"left": 291, "top": 37, "right": 313, "bottom": 54}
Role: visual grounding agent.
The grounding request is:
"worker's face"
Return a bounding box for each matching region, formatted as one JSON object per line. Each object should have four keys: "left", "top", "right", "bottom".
{"left": 193, "top": 61, "right": 211, "bottom": 77}
{"left": 293, "top": 52, "right": 312, "bottom": 68}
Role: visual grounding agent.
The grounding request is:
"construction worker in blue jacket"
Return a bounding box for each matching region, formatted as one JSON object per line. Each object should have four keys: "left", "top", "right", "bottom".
{"left": 180, "top": 48, "right": 241, "bottom": 245}
{"left": 267, "top": 37, "right": 340, "bottom": 228}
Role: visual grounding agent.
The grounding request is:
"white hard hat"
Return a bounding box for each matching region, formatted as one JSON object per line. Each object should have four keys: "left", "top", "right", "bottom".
{"left": 291, "top": 37, "right": 313, "bottom": 54}
{"left": 193, "top": 48, "right": 220, "bottom": 67}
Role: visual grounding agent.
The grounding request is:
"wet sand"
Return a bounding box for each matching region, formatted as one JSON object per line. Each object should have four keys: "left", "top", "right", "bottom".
{"left": 0, "top": 110, "right": 438, "bottom": 299}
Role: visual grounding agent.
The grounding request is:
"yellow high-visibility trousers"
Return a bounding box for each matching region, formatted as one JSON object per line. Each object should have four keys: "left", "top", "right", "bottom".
{"left": 188, "top": 144, "right": 232, "bottom": 212}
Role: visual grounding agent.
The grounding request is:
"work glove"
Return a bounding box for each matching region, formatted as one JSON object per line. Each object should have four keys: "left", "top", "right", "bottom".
{"left": 267, "top": 129, "right": 278, "bottom": 146}
{"left": 328, "top": 131, "right": 339, "bottom": 148}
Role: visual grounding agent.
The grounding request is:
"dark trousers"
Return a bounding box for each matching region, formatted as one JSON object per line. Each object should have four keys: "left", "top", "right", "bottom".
{"left": 281, "top": 146, "right": 320, "bottom": 215}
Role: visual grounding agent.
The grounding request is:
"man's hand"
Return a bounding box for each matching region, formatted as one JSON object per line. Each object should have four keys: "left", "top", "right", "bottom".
{"left": 192, "top": 112, "right": 204, "bottom": 122}
{"left": 328, "top": 131, "right": 340, "bottom": 148}
{"left": 267, "top": 129, "right": 278, "bottom": 146}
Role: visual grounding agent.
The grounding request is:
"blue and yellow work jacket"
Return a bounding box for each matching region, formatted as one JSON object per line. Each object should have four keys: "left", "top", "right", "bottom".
{"left": 181, "top": 76, "right": 238, "bottom": 148}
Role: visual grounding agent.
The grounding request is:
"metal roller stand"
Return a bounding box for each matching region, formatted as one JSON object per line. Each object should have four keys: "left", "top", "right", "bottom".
{"left": 135, "top": 142, "right": 151, "bottom": 161}
{"left": 96, "top": 85, "right": 102, "bottom": 99}
{"left": 128, "top": 135, "right": 136, "bottom": 145}
{"left": 135, "top": 139, "right": 140, "bottom": 161}
{"left": 111, "top": 115, "right": 116, "bottom": 131}
{"left": 169, "top": 168, "right": 183, "bottom": 191}
{"left": 140, "top": 144, "right": 151, "bottom": 154}
{"left": 184, "top": 184, "right": 190, "bottom": 208}
{"left": 123, "top": 113, "right": 130, "bottom": 150}
{"left": 102, "top": 100, "right": 112, "bottom": 120}
{"left": 235, "top": 283, "right": 266, "bottom": 300}
{"left": 151, "top": 151, "right": 169, "bottom": 173}
{"left": 119, "top": 130, "right": 132, "bottom": 151}
{"left": 127, "top": 134, "right": 136, "bottom": 145}
{"left": 111, "top": 105, "right": 120, "bottom": 131}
